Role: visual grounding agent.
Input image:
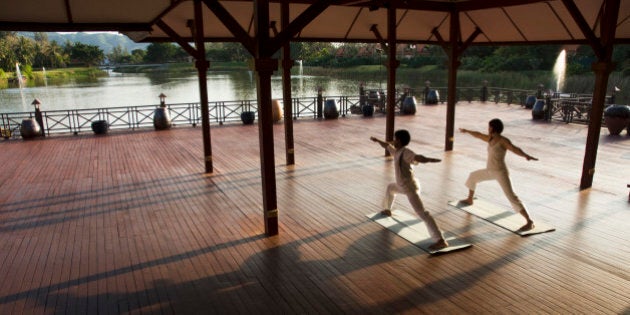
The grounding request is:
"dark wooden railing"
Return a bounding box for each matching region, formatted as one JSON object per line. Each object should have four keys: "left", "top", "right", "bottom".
{"left": 0, "top": 87, "right": 611, "bottom": 139}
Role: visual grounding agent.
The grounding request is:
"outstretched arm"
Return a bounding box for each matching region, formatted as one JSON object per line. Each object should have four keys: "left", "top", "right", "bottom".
{"left": 501, "top": 138, "right": 538, "bottom": 161}
{"left": 459, "top": 128, "right": 491, "bottom": 142}
{"left": 414, "top": 154, "right": 441, "bottom": 163}
{"left": 370, "top": 136, "right": 392, "bottom": 149}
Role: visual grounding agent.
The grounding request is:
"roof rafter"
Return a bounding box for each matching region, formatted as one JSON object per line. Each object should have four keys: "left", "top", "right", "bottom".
{"left": 202, "top": 0, "right": 255, "bottom": 54}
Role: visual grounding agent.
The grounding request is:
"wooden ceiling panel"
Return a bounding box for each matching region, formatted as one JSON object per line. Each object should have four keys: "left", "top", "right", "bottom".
{"left": 300, "top": 6, "right": 369, "bottom": 40}
{"left": 0, "top": 0, "right": 68, "bottom": 23}
{"left": 503, "top": 3, "right": 574, "bottom": 41}
{"left": 396, "top": 10, "right": 450, "bottom": 42}
{"left": 465, "top": 9, "right": 528, "bottom": 42}
{"left": 69, "top": 0, "right": 170, "bottom": 23}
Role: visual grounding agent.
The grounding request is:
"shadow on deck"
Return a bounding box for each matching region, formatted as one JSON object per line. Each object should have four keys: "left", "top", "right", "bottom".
{"left": 0, "top": 102, "right": 628, "bottom": 314}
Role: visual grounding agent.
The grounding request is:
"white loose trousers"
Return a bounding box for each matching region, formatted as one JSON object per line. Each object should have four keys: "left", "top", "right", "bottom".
{"left": 465, "top": 168, "right": 526, "bottom": 213}
{"left": 382, "top": 183, "right": 443, "bottom": 241}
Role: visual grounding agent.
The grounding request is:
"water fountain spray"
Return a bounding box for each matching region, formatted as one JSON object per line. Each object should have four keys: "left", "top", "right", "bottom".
{"left": 15, "top": 63, "right": 27, "bottom": 110}
{"left": 553, "top": 50, "right": 566, "bottom": 93}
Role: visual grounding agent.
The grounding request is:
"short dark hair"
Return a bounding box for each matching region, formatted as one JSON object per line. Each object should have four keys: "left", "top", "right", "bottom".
{"left": 489, "top": 118, "right": 504, "bottom": 134}
{"left": 394, "top": 129, "right": 411, "bottom": 146}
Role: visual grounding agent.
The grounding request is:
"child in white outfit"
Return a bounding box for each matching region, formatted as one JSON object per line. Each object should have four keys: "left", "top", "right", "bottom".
{"left": 459, "top": 118, "right": 537, "bottom": 231}
{"left": 370, "top": 130, "right": 448, "bottom": 251}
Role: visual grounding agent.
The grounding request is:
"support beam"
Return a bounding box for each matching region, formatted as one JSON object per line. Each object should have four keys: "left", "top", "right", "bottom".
{"left": 281, "top": 2, "right": 296, "bottom": 165}
{"left": 203, "top": 0, "right": 255, "bottom": 54}
{"left": 561, "top": 0, "right": 604, "bottom": 59}
{"left": 369, "top": 24, "right": 387, "bottom": 50}
{"left": 193, "top": 0, "right": 213, "bottom": 173}
{"left": 434, "top": 18, "right": 478, "bottom": 152}
{"left": 156, "top": 20, "right": 198, "bottom": 57}
{"left": 201, "top": 0, "right": 329, "bottom": 235}
{"left": 267, "top": 0, "right": 333, "bottom": 55}
{"left": 445, "top": 10, "right": 460, "bottom": 151}
{"left": 385, "top": 5, "right": 399, "bottom": 152}
{"left": 254, "top": 0, "right": 279, "bottom": 235}
{"left": 579, "top": 0, "right": 620, "bottom": 189}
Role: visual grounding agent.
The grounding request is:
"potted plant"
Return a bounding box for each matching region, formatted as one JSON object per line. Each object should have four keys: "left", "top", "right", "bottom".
{"left": 241, "top": 102, "right": 256, "bottom": 125}
{"left": 603, "top": 104, "right": 630, "bottom": 135}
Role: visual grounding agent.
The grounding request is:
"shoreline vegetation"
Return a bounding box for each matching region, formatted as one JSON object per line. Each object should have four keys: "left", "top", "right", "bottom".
{"left": 1, "top": 61, "right": 626, "bottom": 103}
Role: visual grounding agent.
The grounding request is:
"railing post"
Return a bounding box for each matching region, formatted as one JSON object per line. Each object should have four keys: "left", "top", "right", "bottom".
{"left": 537, "top": 84, "right": 544, "bottom": 99}
{"left": 317, "top": 87, "right": 323, "bottom": 119}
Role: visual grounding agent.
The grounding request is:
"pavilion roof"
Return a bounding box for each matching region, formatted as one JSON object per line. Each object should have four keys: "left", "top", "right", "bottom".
{"left": 1, "top": 0, "right": 628, "bottom": 46}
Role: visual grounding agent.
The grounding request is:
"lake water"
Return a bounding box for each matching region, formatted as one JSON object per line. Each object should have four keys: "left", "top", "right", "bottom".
{"left": 0, "top": 70, "right": 389, "bottom": 113}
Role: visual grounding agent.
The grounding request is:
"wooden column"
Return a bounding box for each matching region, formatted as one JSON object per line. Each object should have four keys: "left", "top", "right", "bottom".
{"left": 194, "top": 0, "right": 213, "bottom": 173}
{"left": 580, "top": 61, "right": 614, "bottom": 189}
{"left": 575, "top": 0, "right": 619, "bottom": 189}
{"left": 254, "top": 0, "right": 279, "bottom": 235}
{"left": 281, "top": 2, "right": 295, "bottom": 165}
{"left": 384, "top": 5, "right": 398, "bottom": 147}
{"left": 445, "top": 10, "right": 460, "bottom": 151}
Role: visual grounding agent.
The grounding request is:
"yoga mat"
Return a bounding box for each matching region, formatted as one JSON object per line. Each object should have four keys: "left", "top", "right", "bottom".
{"left": 367, "top": 210, "right": 472, "bottom": 255}
{"left": 449, "top": 199, "right": 555, "bottom": 236}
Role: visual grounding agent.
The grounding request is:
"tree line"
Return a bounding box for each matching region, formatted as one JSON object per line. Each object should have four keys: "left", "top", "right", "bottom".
{"left": 2, "top": 31, "right": 630, "bottom": 77}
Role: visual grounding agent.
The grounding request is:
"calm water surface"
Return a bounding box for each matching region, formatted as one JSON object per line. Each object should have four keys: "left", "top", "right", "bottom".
{"left": 0, "top": 70, "right": 387, "bottom": 113}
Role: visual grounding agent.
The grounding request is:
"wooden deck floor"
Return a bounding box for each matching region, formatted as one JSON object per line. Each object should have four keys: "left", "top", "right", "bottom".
{"left": 0, "top": 102, "right": 628, "bottom": 314}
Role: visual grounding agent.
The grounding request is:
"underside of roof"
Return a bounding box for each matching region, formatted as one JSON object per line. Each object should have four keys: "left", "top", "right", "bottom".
{"left": 1, "top": 0, "right": 629, "bottom": 46}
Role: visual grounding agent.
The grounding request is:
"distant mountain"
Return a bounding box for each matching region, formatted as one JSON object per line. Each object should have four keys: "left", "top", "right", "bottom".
{"left": 19, "top": 32, "right": 149, "bottom": 54}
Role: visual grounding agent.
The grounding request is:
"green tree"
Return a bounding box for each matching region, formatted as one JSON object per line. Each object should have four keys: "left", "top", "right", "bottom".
{"left": 291, "top": 42, "right": 334, "bottom": 61}
{"left": 14, "top": 36, "right": 36, "bottom": 67}
{"left": 130, "top": 49, "right": 146, "bottom": 64}
{"left": 0, "top": 35, "right": 18, "bottom": 71}
{"left": 0, "top": 33, "right": 36, "bottom": 72}
{"left": 48, "top": 40, "right": 68, "bottom": 68}
{"left": 108, "top": 44, "right": 131, "bottom": 64}
{"left": 70, "top": 42, "right": 104, "bottom": 67}
{"left": 144, "top": 43, "right": 177, "bottom": 63}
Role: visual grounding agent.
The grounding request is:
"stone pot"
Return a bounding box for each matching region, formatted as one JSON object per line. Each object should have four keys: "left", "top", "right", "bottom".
{"left": 272, "top": 99, "right": 283, "bottom": 122}
{"left": 525, "top": 95, "right": 537, "bottom": 109}
{"left": 324, "top": 99, "right": 339, "bottom": 119}
{"left": 532, "top": 99, "right": 546, "bottom": 120}
{"left": 153, "top": 107, "right": 172, "bottom": 130}
{"left": 425, "top": 90, "right": 439, "bottom": 105}
{"left": 91, "top": 120, "right": 109, "bottom": 135}
{"left": 20, "top": 118, "right": 41, "bottom": 140}
{"left": 241, "top": 111, "right": 255, "bottom": 125}
{"left": 401, "top": 96, "right": 417, "bottom": 115}
{"left": 603, "top": 105, "right": 630, "bottom": 135}
{"left": 362, "top": 104, "right": 374, "bottom": 117}
{"left": 604, "top": 116, "right": 630, "bottom": 135}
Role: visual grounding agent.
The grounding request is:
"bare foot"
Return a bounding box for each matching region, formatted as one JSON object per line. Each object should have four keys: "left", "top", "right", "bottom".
{"left": 428, "top": 239, "right": 448, "bottom": 251}
{"left": 380, "top": 209, "right": 392, "bottom": 216}
{"left": 518, "top": 221, "right": 535, "bottom": 232}
{"left": 459, "top": 198, "right": 473, "bottom": 205}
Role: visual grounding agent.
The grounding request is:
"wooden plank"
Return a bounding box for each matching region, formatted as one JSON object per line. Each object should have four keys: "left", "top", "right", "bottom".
{"left": 448, "top": 199, "right": 555, "bottom": 236}
{"left": 367, "top": 210, "right": 472, "bottom": 254}
{"left": 0, "top": 102, "right": 628, "bottom": 314}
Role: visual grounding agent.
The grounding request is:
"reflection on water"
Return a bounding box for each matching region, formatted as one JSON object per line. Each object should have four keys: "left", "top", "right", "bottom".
{"left": 0, "top": 70, "right": 388, "bottom": 113}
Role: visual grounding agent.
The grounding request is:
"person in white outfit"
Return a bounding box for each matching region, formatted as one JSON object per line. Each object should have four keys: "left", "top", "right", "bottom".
{"left": 459, "top": 118, "right": 537, "bottom": 231}
{"left": 370, "top": 130, "right": 448, "bottom": 251}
